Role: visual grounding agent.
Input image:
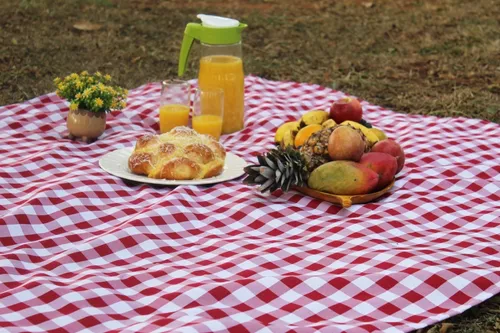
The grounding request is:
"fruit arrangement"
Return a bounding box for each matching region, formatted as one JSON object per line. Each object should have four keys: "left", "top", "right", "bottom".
{"left": 243, "top": 97, "right": 405, "bottom": 201}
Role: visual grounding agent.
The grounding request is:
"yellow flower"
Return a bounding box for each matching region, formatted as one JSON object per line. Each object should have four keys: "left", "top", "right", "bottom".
{"left": 70, "top": 73, "right": 78, "bottom": 79}
{"left": 95, "top": 71, "right": 102, "bottom": 77}
{"left": 54, "top": 77, "right": 61, "bottom": 84}
{"left": 81, "top": 70, "right": 88, "bottom": 76}
{"left": 98, "top": 83, "right": 105, "bottom": 91}
{"left": 75, "top": 93, "right": 82, "bottom": 99}
{"left": 111, "top": 101, "right": 117, "bottom": 108}
{"left": 124, "top": 89, "right": 129, "bottom": 96}
{"left": 75, "top": 80, "right": 83, "bottom": 89}
{"left": 106, "top": 87, "right": 115, "bottom": 94}
{"left": 69, "top": 102, "right": 79, "bottom": 111}
{"left": 104, "top": 74, "right": 111, "bottom": 81}
{"left": 58, "top": 83, "right": 65, "bottom": 91}
{"left": 83, "top": 88, "right": 91, "bottom": 98}
{"left": 120, "top": 101, "right": 126, "bottom": 109}
{"left": 95, "top": 98, "right": 104, "bottom": 108}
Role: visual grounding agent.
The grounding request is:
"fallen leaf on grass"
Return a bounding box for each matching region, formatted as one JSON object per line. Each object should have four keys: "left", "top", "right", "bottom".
{"left": 487, "top": 84, "right": 500, "bottom": 94}
{"left": 439, "top": 323, "right": 454, "bottom": 333}
{"left": 362, "top": 2, "right": 374, "bottom": 8}
{"left": 73, "top": 21, "right": 102, "bottom": 31}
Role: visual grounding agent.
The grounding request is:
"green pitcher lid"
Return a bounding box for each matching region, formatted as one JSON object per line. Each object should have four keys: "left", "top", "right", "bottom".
{"left": 178, "top": 14, "right": 247, "bottom": 76}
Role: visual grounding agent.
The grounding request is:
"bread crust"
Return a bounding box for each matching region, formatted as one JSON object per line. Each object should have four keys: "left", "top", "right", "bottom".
{"left": 128, "top": 127, "right": 226, "bottom": 180}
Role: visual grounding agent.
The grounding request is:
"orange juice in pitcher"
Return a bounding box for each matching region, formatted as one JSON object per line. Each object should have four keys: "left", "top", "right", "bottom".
{"left": 198, "top": 55, "right": 244, "bottom": 134}
{"left": 178, "top": 14, "right": 247, "bottom": 134}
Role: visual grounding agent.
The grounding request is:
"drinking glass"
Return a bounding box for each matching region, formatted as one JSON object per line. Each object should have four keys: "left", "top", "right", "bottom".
{"left": 159, "top": 80, "right": 191, "bottom": 133}
{"left": 192, "top": 88, "right": 224, "bottom": 140}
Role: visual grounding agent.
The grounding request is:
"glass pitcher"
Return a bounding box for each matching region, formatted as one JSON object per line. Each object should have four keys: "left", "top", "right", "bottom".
{"left": 178, "top": 14, "right": 247, "bottom": 134}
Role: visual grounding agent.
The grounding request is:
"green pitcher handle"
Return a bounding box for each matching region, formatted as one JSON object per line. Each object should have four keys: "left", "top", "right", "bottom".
{"left": 178, "top": 23, "right": 202, "bottom": 77}
{"left": 178, "top": 22, "right": 247, "bottom": 77}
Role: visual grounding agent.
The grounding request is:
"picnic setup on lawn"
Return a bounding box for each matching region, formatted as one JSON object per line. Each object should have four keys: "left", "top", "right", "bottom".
{"left": 1, "top": 13, "right": 499, "bottom": 333}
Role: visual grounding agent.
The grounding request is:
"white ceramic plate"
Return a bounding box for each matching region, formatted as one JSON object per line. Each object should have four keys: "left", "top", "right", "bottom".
{"left": 99, "top": 147, "right": 247, "bottom": 186}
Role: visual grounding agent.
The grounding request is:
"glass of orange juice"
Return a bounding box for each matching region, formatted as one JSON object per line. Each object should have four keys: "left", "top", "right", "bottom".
{"left": 159, "top": 80, "right": 191, "bottom": 133}
{"left": 192, "top": 88, "right": 224, "bottom": 140}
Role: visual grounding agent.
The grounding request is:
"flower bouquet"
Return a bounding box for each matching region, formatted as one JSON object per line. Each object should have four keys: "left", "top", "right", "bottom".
{"left": 54, "top": 71, "right": 128, "bottom": 142}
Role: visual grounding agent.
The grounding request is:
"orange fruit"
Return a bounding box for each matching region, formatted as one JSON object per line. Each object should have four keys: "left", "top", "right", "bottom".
{"left": 294, "top": 124, "right": 322, "bottom": 147}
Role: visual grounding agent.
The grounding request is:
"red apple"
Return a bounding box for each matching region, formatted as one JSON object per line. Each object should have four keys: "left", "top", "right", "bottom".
{"left": 329, "top": 97, "right": 363, "bottom": 123}
{"left": 371, "top": 139, "right": 405, "bottom": 174}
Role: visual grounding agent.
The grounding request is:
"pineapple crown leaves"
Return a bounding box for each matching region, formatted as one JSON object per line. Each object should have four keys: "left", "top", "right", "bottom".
{"left": 243, "top": 145, "right": 309, "bottom": 193}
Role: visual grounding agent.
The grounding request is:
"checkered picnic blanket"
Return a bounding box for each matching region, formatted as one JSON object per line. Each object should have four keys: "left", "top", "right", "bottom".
{"left": 0, "top": 75, "right": 499, "bottom": 333}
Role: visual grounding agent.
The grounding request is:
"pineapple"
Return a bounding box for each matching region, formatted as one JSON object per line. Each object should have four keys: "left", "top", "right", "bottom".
{"left": 299, "top": 126, "right": 336, "bottom": 171}
{"left": 244, "top": 127, "right": 335, "bottom": 193}
{"left": 243, "top": 146, "right": 309, "bottom": 193}
{"left": 243, "top": 125, "right": 370, "bottom": 193}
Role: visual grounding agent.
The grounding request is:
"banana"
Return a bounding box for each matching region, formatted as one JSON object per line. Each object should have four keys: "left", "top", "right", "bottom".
{"left": 275, "top": 121, "right": 300, "bottom": 144}
{"left": 300, "top": 110, "right": 329, "bottom": 127}
{"left": 341, "top": 120, "right": 380, "bottom": 146}
{"left": 322, "top": 119, "right": 337, "bottom": 128}
{"left": 280, "top": 129, "right": 296, "bottom": 148}
{"left": 369, "top": 127, "right": 387, "bottom": 141}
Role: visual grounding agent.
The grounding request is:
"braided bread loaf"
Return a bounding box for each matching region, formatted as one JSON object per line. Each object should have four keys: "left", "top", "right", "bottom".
{"left": 128, "top": 127, "right": 226, "bottom": 180}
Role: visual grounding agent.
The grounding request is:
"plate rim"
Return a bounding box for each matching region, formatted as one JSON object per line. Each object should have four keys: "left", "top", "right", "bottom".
{"left": 99, "top": 147, "right": 247, "bottom": 186}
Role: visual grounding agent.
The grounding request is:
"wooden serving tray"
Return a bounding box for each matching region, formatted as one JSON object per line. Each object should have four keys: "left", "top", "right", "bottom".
{"left": 293, "top": 179, "right": 395, "bottom": 208}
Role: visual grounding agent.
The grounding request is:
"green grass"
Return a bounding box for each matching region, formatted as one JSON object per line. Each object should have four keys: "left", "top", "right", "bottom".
{"left": 1, "top": 0, "right": 498, "bottom": 122}
{"left": 0, "top": 0, "right": 499, "bottom": 331}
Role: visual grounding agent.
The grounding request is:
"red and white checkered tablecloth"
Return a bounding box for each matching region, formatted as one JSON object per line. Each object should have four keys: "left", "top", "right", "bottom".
{"left": 0, "top": 75, "right": 499, "bottom": 333}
